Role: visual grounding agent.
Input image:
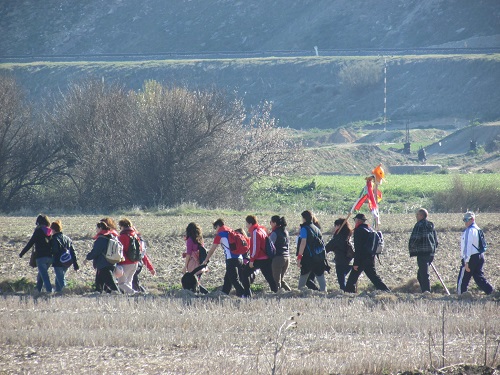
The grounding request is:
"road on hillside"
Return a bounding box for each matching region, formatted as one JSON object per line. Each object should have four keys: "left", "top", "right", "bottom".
{"left": 1, "top": 47, "right": 499, "bottom": 63}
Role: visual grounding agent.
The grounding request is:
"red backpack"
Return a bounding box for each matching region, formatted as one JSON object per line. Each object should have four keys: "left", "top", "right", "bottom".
{"left": 227, "top": 231, "right": 250, "bottom": 255}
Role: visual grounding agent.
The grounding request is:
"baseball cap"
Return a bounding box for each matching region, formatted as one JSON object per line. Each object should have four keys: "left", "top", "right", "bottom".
{"left": 463, "top": 211, "right": 475, "bottom": 222}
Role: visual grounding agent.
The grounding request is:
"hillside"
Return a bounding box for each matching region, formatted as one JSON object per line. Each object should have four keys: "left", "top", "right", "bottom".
{"left": 2, "top": 55, "right": 500, "bottom": 129}
{"left": 1, "top": 0, "right": 499, "bottom": 55}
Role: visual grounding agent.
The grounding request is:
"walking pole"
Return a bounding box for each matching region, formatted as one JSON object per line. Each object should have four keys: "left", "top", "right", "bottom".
{"left": 430, "top": 263, "right": 450, "bottom": 295}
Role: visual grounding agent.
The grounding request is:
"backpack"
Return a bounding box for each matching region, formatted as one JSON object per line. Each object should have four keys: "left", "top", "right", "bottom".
{"left": 366, "top": 228, "right": 384, "bottom": 256}
{"left": 127, "top": 234, "right": 142, "bottom": 262}
{"left": 198, "top": 243, "right": 208, "bottom": 264}
{"left": 472, "top": 229, "right": 487, "bottom": 253}
{"left": 227, "top": 231, "right": 250, "bottom": 255}
{"left": 305, "top": 225, "right": 326, "bottom": 257}
{"left": 101, "top": 235, "right": 124, "bottom": 264}
{"left": 55, "top": 237, "right": 73, "bottom": 268}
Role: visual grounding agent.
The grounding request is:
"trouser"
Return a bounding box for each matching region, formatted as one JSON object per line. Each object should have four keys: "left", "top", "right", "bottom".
{"left": 457, "top": 253, "right": 493, "bottom": 295}
{"left": 117, "top": 263, "right": 139, "bottom": 294}
{"left": 345, "top": 258, "right": 390, "bottom": 293}
{"left": 272, "top": 255, "right": 291, "bottom": 291}
{"left": 132, "top": 262, "right": 146, "bottom": 292}
{"left": 335, "top": 264, "right": 352, "bottom": 291}
{"left": 298, "top": 256, "right": 327, "bottom": 292}
{"left": 306, "top": 273, "right": 320, "bottom": 290}
{"left": 416, "top": 254, "right": 434, "bottom": 292}
{"left": 36, "top": 256, "right": 53, "bottom": 292}
{"left": 222, "top": 258, "right": 246, "bottom": 297}
{"left": 242, "top": 258, "right": 278, "bottom": 296}
{"left": 54, "top": 266, "right": 69, "bottom": 292}
{"left": 95, "top": 266, "right": 120, "bottom": 293}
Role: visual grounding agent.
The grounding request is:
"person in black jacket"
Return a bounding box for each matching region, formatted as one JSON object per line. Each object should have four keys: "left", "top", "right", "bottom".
{"left": 408, "top": 208, "right": 438, "bottom": 293}
{"left": 50, "top": 220, "right": 79, "bottom": 293}
{"left": 19, "top": 214, "right": 54, "bottom": 293}
{"left": 344, "top": 213, "right": 390, "bottom": 293}
{"left": 269, "top": 215, "right": 291, "bottom": 291}
{"left": 325, "top": 218, "right": 354, "bottom": 291}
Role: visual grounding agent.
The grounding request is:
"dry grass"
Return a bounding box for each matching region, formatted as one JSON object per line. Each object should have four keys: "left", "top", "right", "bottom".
{"left": 0, "top": 295, "right": 498, "bottom": 374}
{"left": 1, "top": 213, "right": 499, "bottom": 374}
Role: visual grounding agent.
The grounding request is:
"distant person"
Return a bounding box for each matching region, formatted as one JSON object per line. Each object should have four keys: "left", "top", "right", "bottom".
{"left": 203, "top": 219, "right": 247, "bottom": 297}
{"left": 243, "top": 215, "right": 278, "bottom": 296}
{"left": 19, "top": 214, "right": 54, "bottom": 294}
{"left": 344, "top": 213, "right": 390, "bottom": 293}
{"left": 325, "top": 218, "right": 354, "bottom": 291}
{"left": 117, "top": 218, "right": 142, "bottom": 294}
{"left": 296, "top": 210, "right": 327, "bottom": 292}
{"left": 269, "top": 216, "right": 291, "bottom": 291}
{"left": 182, "top": 222, "right": 208, "bottom": 294}
{"left": 408, "top": 208, "right": 438, "bottom": 293}
{"left": 457, "top": 212, "right": 493, "bottom": 295}
{"left": 86, "top": 220, "right": 121, "bottom": 294}
{"left": 50, "top": 220, "right": 79, "bottom": 293}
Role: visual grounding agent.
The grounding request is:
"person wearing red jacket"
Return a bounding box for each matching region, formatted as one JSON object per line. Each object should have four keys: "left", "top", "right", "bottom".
{"left": 117, "top": 218, "right": 140, "bottom": 294}
{"left": 243, "top": 215, "right": 278, "bottom": 296}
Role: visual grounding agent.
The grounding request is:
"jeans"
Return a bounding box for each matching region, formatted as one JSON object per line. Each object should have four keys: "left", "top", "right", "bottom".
{"left": 54, "top": 266, "right": 68, "bottom": 292}
{"left": 36, "top": 256, "right": 53, "bottom": 292}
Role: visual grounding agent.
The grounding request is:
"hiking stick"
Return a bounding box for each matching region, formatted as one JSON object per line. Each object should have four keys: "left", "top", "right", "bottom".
{"left": 431, "top": 263, "right": 450, "bottom": 295}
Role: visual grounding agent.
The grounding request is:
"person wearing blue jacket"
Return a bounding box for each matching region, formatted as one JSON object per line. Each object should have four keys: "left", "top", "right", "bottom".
{"left": 86, "top": 220, "right": 121, "bottom": 294}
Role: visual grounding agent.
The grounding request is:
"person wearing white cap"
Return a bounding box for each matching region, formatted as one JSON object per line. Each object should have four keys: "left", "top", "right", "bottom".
{"left": 456, "top": 212, "right": 493, "bottom": 295}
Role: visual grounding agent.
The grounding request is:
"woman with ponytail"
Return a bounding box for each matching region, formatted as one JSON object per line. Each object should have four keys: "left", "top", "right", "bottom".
{"left": 269, "top": 215, "right": 291, "bottom": 291}
{"left": 296, "top": 210, "right": 327, "bottom": 292}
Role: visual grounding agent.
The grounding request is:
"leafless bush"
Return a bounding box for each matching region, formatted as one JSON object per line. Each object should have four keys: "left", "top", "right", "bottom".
{"left": 339, "top": 60, "right": 383, "bottom": 91}
{"left": 0, "top": 75, "right": 65, "bottom": 211}
{"left": 432, "top": 175, "right": 500, "bottom": 212}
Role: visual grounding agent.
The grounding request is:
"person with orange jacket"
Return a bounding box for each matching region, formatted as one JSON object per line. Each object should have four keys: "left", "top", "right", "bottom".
{"left": 242, "top": 215, "right": 278, "bottom": 296}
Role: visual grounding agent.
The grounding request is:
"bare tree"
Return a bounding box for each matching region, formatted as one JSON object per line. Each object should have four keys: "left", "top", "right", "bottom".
{"left": 0, "top": 76, "right": 65, "bottom": 211}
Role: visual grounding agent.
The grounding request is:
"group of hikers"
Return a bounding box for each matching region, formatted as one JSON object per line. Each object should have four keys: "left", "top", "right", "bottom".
{"left": 19, "top": 209, "right": 494, "bottom": 297}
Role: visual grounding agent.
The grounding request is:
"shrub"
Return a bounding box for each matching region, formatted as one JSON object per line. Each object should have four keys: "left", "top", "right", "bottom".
{"left": 432, "top": 175, "right": 500, "bottom": 212}
{"left": 338, "top": 60, "right": 383, "bottom": 91}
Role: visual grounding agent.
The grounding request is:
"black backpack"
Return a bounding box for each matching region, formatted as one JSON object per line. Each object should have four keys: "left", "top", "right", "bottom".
{"left": 127, "top": 235, "right": 142, "bottom": 262}
{"left": 198, "top": 243, "right": 208, "bottom": 264}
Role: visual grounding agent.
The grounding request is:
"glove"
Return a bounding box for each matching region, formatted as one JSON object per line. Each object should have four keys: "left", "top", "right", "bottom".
{"left": 74, "top": 263, "right": 80, "bottom": 271}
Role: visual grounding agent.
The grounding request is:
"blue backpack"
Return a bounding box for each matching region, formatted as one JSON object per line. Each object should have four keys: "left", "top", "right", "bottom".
{"left": 473, "top": 230, "right": 487, "bottom": 253}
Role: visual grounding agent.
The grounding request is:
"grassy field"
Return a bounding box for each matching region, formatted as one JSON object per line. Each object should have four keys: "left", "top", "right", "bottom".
{"left": 1, "top": 212, "right": 499, "bottom": 374}
{"left": 248, "top": 174, "right": 500, "bottom": 213}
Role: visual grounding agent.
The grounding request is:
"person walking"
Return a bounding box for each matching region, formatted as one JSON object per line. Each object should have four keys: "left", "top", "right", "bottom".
{"left": 19, "top": 214, "right": 54, "bottom": 294}
{"left": 117, "top": 218, "right": 141, "bottom": 294}
{"left": 457, "top": 212, "right": 493, "bottom": 295}
{"left": 182, "top": 222, "right": 208, "bottom": 294}
{"left": 296, "top": 210, "right": 327, "bottom": 292}
{"left": 203, "top": 219, "right": 247, "bottom": 297}
{"left": 86, "top": 220, "right": 121, "bottom": 294}
{"left": 50, "top": 220, "right": 79, "bottom": 293}
{"left": 243, "top": 215, "right": 278, "bottom": 296}
{"left": 325, "top": 218, "right": 354, "bottom": 291}
{"left": 408, "top": 208, "right": 438, "bottom": 293}
{"left": 132, "top": 241, "right": 156, "bottom": 293}
{"left": 344, "top": 213, "right": 390, "bottom": 293}
{"left": 269, "top": 216, "right": 291, "bottom": 291}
